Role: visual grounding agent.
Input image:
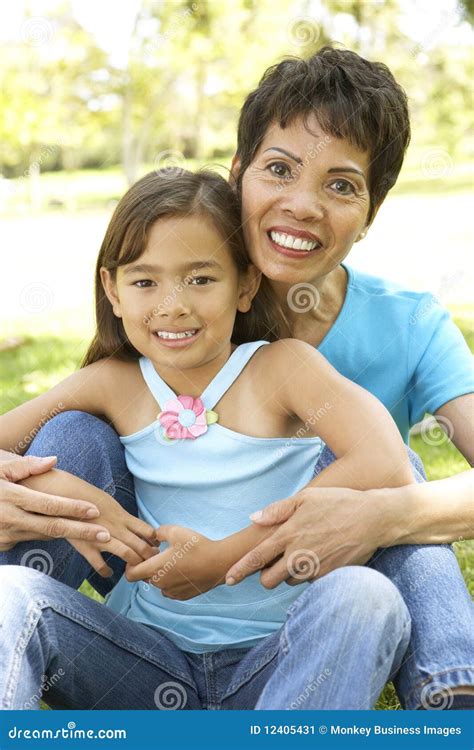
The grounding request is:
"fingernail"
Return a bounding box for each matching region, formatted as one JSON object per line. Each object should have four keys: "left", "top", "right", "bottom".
{"left": 103, "top": 566, "right": 113, "bottom": 578}
{"left": 226, "top": 577, "right": 236, "bottom": 586}
{"left": 40, "top": 455, "right": 57, "bottom": 461}
{"left": 85, "top": 508, "right": 100, "bottom": 518}
{"left": 249, "top": 510, "right": 263, "bottom": 521}
{"left": 96, "top": 531, "right": 110, "bottom": 542}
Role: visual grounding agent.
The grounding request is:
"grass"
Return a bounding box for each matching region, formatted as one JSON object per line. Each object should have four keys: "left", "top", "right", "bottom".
{"left": 1, "top": 312, "right": 472, "bottom": 711}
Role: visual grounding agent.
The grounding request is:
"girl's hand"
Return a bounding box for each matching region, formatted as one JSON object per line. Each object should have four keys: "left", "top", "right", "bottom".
{"left": 225, "top": 486, "right": 395, "bottom": 588}
{"left": 125, "top": 525, "right": 225, "bottom": 600}
{"left": 68, "top": 494, "right": 158, "bottom": 577}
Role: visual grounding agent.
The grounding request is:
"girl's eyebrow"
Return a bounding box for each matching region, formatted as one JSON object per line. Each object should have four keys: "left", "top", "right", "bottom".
{"left": 123, "top": 260, "right": 223, "bottom": 276}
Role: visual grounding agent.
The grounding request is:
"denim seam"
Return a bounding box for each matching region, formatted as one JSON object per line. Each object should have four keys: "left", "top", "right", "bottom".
{"left": 3, "top": 603, "right": 43, "bottom": 709}
{"left": 221, "top": 645, "right": 279, "bottom": 699}
{"left": 32, "top": 599, "right": 195, "bottom": 689}
{"left": 405, "top": 665, "right": 474, "bottom": 709}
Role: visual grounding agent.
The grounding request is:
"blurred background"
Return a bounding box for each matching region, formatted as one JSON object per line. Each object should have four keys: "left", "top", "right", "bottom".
{"left": 0, "top": 0, "right": 473, "bottom": 709}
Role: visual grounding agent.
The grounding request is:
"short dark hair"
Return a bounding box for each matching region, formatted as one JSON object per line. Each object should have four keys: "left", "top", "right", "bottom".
{"left": 83, "top": 168, "right": 286, "bottom": 366}
{"left": 236, "top": 46, "right": 411, "bottom": 221}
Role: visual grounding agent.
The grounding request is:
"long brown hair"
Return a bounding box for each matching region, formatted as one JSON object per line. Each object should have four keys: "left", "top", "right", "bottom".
{"left": 82, "top": 168, "right": 289, "bottom": 367}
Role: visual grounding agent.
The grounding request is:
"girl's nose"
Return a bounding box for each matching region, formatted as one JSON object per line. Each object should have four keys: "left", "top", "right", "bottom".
{"left": 155, "top": 283, "right": 193, "bottom": 319}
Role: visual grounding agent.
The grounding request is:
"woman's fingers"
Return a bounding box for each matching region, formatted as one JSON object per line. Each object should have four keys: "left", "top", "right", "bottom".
{"left": 13, "top": 505, "right": 110, "bottom": 543}
{"left": 226, "top": 534, "right": 284, "bottom": 585}
{"left": 9, "top": 483, "right": 100, "bottom": 520}
{"left": 249, "top": 497, "right": 300, "bottom": 526}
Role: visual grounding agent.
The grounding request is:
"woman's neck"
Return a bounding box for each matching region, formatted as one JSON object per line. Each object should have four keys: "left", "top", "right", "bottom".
{"left": 270, "top": 265, "right": 348, "bottom": 345}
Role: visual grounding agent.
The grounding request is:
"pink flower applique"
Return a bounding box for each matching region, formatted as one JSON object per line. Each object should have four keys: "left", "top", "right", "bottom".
{"left": 157, "top": 395, "right": 218, "bottom": 441}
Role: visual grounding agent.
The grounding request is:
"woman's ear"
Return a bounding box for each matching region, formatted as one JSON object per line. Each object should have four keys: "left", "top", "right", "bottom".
{"left": 229, "top": 154, "right": 241, "bottom": 185}
{"left": 356, "top": 202, "right": 383, "bottom": 242}
{"left": 100, "top": 267, "right": 122, "bottom": 318}
{"left": 237, "top": 265, "right": 262, "bottom": 313}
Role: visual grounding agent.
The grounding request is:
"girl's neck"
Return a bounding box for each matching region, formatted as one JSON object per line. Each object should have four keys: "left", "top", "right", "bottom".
{"left": 270, "top": 265, "right": 348, "bottom": 346}
{"left": 151, "top": 342, "right": 236, "bottom": 398}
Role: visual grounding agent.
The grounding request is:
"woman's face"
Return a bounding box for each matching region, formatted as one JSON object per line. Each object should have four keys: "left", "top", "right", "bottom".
{"left": 238, "top": 114, "right": 372, "bottom": 288}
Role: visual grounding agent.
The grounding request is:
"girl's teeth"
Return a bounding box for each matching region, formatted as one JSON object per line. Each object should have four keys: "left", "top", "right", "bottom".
{"left": 156, "top": 330, "right": 197, "bottom": 340}
{"left": 270, "top": 231, "right": 318, "bottom": 251}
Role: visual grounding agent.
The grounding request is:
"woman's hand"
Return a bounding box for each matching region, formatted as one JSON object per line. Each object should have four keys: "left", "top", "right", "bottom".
{"left": 125, "top": 525, "right": 225, "bottom": 600}
{"left": 0, "top": 452, "right": 109, "bottom": 551}
{"left": 225, "top": 486, "right": 396, "bottom": 588}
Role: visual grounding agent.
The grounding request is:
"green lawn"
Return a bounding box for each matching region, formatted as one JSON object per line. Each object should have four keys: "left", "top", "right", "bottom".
{"left": 1, "top": 311, "right": 472, "bottom": 711}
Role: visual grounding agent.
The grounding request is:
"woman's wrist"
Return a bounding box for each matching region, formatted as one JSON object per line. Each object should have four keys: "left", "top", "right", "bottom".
{"left": 369, "top": 483, "right": 420, "bottom": 548}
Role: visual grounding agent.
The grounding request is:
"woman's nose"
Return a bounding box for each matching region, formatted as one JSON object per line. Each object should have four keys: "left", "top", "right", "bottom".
{"left": 280, "top": 184, "right": 325, "bottom": 222}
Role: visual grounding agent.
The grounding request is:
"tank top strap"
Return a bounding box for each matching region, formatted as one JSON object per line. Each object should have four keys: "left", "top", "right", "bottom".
{"left": 139, "top": 341, "right": 269, "bottom": 410}
{"left": 139, "top": 357, "right": 177, "bottom": 408}
{"left": 200, "top": 340, "right": 269, "bottom": 410}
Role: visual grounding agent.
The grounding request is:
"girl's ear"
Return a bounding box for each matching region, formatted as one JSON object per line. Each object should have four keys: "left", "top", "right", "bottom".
{"left": 100, "top": 267, "right": 122, "bottom": 318}
{"left": 237, "top": 265, "right": 262, "bottom": 313}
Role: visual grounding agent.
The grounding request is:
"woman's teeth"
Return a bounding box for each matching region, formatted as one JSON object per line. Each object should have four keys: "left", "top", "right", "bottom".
{"left": 269, "top": 231, "right": 319, "bottom": 251}
{"left": 155, "top": 330, "right": 197, "bottom": 340}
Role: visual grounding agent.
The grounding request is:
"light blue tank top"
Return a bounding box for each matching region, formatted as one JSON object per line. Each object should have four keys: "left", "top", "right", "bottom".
{"left": 105, "top": 341, "right": 323, "bottom": 653}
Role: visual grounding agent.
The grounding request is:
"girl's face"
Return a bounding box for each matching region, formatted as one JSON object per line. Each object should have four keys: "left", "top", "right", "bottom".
{"left": 236, "top": 114, "right": 373, "bottom": 290}
{"left": 101, "top": 213, "right": 259, "bottom": 373}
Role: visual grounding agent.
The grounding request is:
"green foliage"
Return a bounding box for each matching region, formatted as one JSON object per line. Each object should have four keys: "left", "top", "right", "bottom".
{"left": 0, "top": 0, "right": 472, "bottom": 185}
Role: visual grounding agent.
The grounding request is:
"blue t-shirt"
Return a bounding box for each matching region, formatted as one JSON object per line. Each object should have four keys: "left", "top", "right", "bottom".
{"left": 318, "top": 265, "right": 473, "bottom": 443}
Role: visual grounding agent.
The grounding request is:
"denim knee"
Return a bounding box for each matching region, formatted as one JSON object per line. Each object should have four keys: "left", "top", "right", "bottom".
{"left": 26, "top": 410, "right": 133, "bottom": 498}
{"left": 289, "top": 566, "right": 411, "bottom": 631}
{"left": 0, "top": 564, "right": 56, "bottom": 604}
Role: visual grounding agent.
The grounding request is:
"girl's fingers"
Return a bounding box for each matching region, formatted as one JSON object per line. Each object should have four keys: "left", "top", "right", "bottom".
{"left": 100, "top": 539, "right": 142, "bottom": 566}
{"left": 125, "top": 548, "right": 174, "bottom": 582}
{"left": 79, "top": 546, "right": 113, "bottom": 578}
{"left": 119, "top": 528, "right": 158, "bottom": 561}
{"left": 127, "top": 516, "right": 157, "bottom": 544}
{"left": 259, "top": 556, "right": 296, "bottom": 589}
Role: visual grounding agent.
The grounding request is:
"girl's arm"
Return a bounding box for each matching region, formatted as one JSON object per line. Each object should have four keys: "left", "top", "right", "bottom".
{"left": 0, "top": 361, "right": 157, "bottom": 572}
{"left": 0, "top": 361, "right": 112, "bottom": 455}
{"left": 269, "top": 339, "right": 416, "bottom": 490}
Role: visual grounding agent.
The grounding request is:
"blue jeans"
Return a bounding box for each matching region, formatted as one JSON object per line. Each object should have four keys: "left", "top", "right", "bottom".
{"left": 1, "top": 412, "right": 472, "bottom": 709}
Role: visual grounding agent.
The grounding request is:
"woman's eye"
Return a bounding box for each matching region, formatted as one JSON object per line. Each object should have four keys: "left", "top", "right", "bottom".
{"left": 133, "top": 279, "right": 155, "bottom": 288}
{"left": 330, "top": 179, "right": 356, "bottom": 195}
{"left": 189, "top": 276, "right": 214, "bottom": 286}
{"left": 268, "top": 162, "right": 292, "bottom": 179}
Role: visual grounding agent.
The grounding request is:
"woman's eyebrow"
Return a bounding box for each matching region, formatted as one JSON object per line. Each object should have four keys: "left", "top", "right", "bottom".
{"left": 263, "top": 147, "right": 303, "bottom": 165}
{"left": 327, "top": 166, "right": 366, "bottom": 180}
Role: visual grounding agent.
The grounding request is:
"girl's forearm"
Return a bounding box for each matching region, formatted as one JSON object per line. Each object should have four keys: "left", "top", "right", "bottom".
{"left": 380, "top": 468, "right": 474, "bottom": 546}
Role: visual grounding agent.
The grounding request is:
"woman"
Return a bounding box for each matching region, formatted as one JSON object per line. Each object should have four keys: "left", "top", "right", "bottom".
{"left": 1, "top": 46, "right": 472, "bottom": 710}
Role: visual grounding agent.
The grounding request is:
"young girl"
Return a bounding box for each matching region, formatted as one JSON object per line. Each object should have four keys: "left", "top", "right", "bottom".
{"left": 0, "top": 168, "right": 414, "bottom": 657}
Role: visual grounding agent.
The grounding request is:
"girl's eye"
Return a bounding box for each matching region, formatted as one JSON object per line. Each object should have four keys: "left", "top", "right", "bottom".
{"left": 188, "top": 276, "right": 214, "bottom": 286}
{"left": 133, "top": 279, "right": 155, "bottom": 288}
{"left": 268, "top": 162, "right": 293, "bottom": 180}
{"left": 330, "top": 179, "right": 356, "bottom": 196}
